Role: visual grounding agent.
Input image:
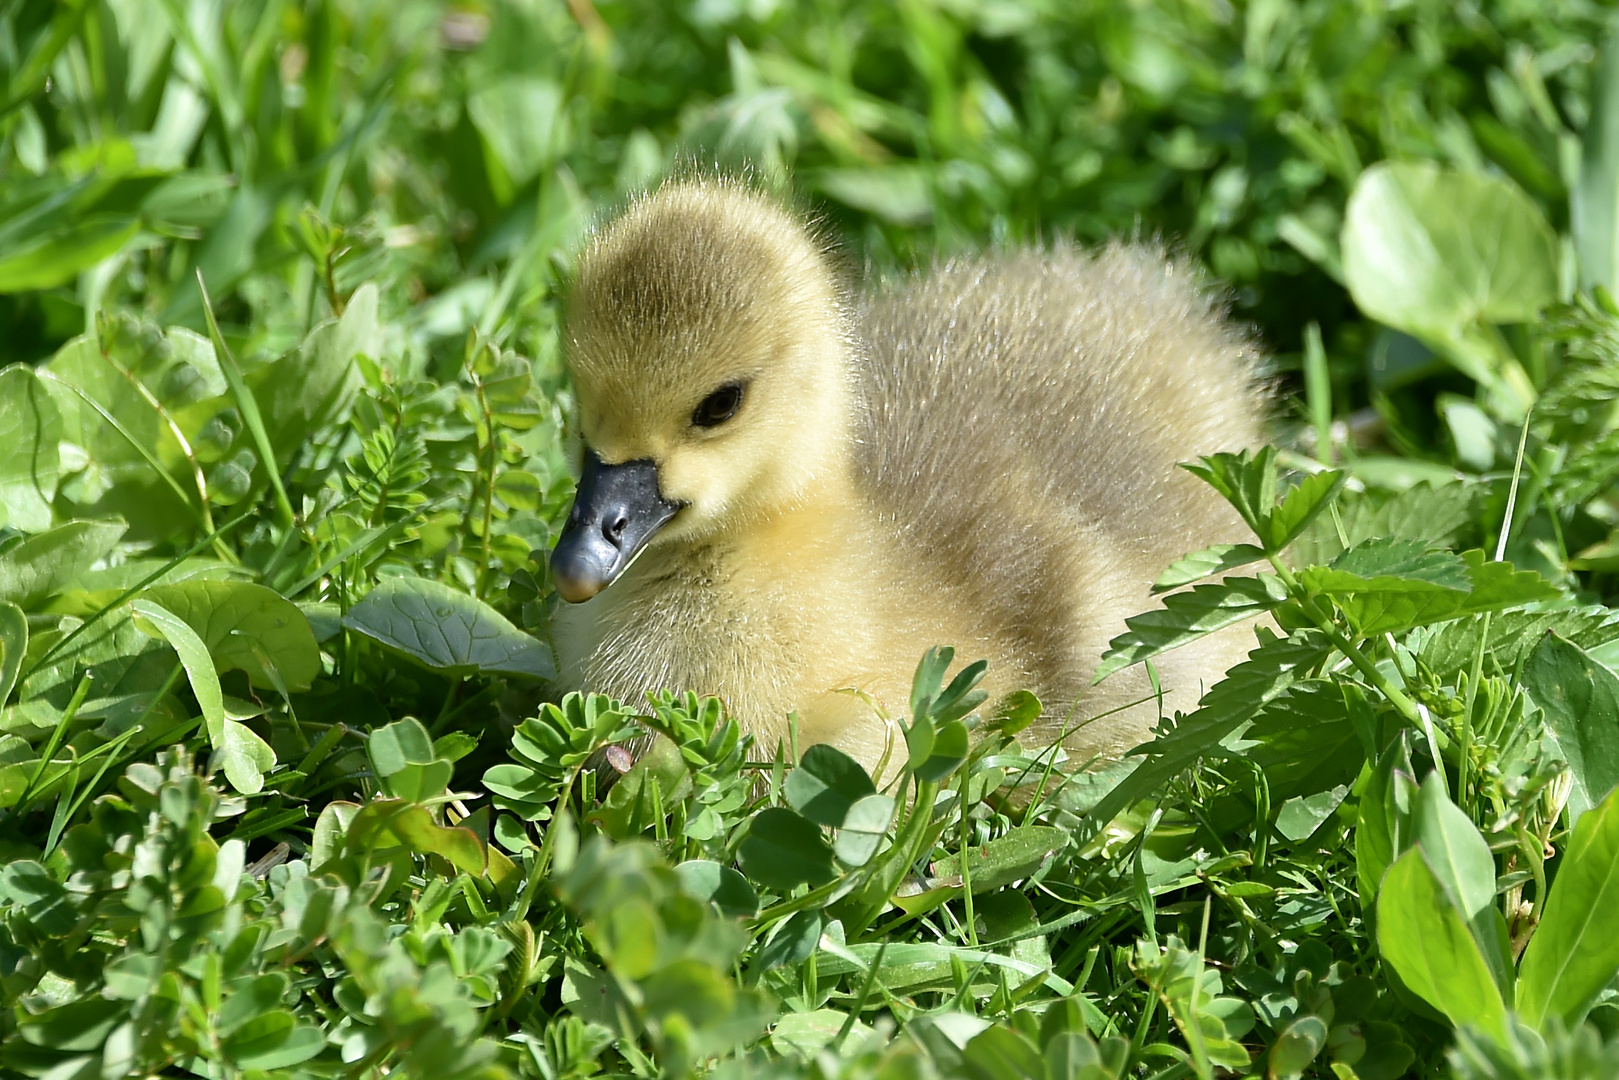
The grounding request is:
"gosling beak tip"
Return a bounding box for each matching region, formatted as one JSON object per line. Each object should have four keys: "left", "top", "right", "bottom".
{"left": 550, "top": 450, "right": 680, "bottom": 603}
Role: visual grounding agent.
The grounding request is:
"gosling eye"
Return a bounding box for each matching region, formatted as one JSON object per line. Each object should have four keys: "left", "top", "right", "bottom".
{"left": 692, "top": 382, "right": 745, "bottom": 428}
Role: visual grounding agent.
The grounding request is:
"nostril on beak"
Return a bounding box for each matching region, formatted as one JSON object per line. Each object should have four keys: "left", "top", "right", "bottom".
{"left": 605, "top": 514, "right": 629, "bottom": 545}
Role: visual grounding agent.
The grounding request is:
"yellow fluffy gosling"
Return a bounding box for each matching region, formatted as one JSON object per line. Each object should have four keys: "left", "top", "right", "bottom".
{"left": 549, "top": 180, "right": 1266, "bottom": 770}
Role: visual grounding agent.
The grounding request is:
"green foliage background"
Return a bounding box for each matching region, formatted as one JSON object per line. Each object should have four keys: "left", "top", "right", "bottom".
{"left": 6, "top": 1, "right": 1619, "bottom": 1079}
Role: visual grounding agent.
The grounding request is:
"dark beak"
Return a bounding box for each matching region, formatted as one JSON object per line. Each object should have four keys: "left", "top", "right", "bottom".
{"left": 550, "top": 450, "right": 681, "bottom": 603}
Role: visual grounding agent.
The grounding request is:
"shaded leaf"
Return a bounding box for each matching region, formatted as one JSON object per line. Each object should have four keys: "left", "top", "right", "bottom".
{"left": 738, "top": 807, "right": 836, "bottom": 891}
{"left": 1517, "top": 785, "right": 1619, "bottom": 1029}
{"left": 1375, "top": 849, "right": 1509, "bottom": 1042}
{"left": 1522, "top": 633, "right": 1619, "bottom": 825}
{"left": 141, "top": 579, "right": 321, "bottom": 691}
{"left": 343, "top": 574, "right": 555, "bottom": 679}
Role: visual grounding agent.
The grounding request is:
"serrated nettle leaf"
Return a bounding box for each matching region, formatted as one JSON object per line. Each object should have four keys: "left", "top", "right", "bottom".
{"left": 1305, "top": 548, "right": 1558, "bottom": 636}
{"left": 784, "top": 743, "right": 876, "bottom": 827}
{"left": 140, "top": 579, "right": 321, "bottom": 691}
{"left": 738, "top": 807, "right": 837, "bottom": 891}
{"left": 1376, "top": 848, "right": 1510, "bottom": 1043}
{"left": 1517, "top": 785, "right": 1619, "bottom": 1031}
{"left": 1321, "top": 537, "right": 1472, "bottom": 588}
{"left": 342, "top": 574, "right": 555, "bottom": 680}
{"left": 1077, "top": 633, "right": 1331, "bottom": 849}
{"left": 1183, "top": 448, "right": 1277, "bottom": 540}
{"left": 1152, "top": 543, "right": 1267, "bottom": 593}
{"left": 1096, "top": 574, "right": 1285, "bottom": 681}
{"left": 1269, "top": 469, "right": 1347, "bottom": 551}
{"left": 1522, "top": 633, "right": 1619, "bottom": 826}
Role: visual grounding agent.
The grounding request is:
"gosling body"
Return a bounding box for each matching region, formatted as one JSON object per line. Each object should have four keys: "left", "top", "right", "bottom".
{"left": 550, "top": 182, "right": 1265, "bottom": 769}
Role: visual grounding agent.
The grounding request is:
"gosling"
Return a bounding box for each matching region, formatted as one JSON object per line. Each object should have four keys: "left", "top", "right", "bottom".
{"left": 549, "top": 180, "right": 1266, "bottom": 771}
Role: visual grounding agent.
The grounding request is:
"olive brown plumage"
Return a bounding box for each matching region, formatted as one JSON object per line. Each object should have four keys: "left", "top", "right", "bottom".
{"left": 550, "top": 179, "right": 1266, "bottom": 770}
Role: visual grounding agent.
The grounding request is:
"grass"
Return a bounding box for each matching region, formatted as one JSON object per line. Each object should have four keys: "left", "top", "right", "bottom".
{"left": 3, "top": 1, "right": 1619, "bottom": 1078}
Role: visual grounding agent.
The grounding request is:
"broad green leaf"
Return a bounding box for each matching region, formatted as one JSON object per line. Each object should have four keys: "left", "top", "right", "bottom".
{"left": 215, "top": 973, "right": 290, "bottom": 1037}
{"left": 42, "top": 326, "right": 225, "bottom": 536}
{"left": 141, "top": 580, "right": 321, "bottom": 691}
{"left": 0, "top": 519, "right": 127, "bottom": 608}
{"left": 381, "top": 801, "right": 487, "bottom": 876}
{"left": 0, "top": 602, "right": 24, "bottom": 706}
{"left": 1275, "top": 784, "right": 1349, "bottom": 843}
{"left": 368, "top": 718, "right": 452, "bottom": 803}
{"left": 1576, "top": 19, "right": 1619, "bottom": 291}
{"left": 913, "top": 717, "right": 969, "bottom": 782}
{"left": 1152, "top": 543, "right": 1267, "bottom": 593}
{"left": 1342, "top": 162, "right": 1557, "bottom": 341}
{"left": 1268, "top": 469, "right": 1347, "bottom": 551}
{"left": 217, "top": 720, "right": 276, "bottom": 796}
{"left": 753, "top": 908, "right": 822, "bottom": 971}
{"left": 1356, "top": 733, "right": 1418, "bottom": 908}
{"left": 1412, "top": 773, "right": 1496, "bottom": 921}
{"left": 0, "top": 365, "right": 61, "bottom": 533}
{"left": 130, "top": 598, "right": 224, "bottom": 745}
{"left": 343, "top": 574, "right": 555, "bottom": 679}
{"left": 1522, "top": 633, "right": 1619, "bottom": 825}
{"left": 834, "top": 793, "right": 894, "bottom": 866}
{"left": 0, "top": 215, "right": 140, "bottom": 292}
{"left": 259, "top": 283, "right": 375, "bottom": 464}
{"left": 1268, "top": 1014, "right": 1329, "bottom": 1078}
{"left": 1376, "top": 849, "right": 1509, "bottom": 1043}
{"left": 1412, "top": 773, "right": 1514, "bottom": 999}
{"left": 738, "top": 807, "right": 836, "bottom": 891}
{"left": 784, "top": 743, "right": 876, "bottom": 827}
{"left": 227, "top": 1019, "right": 325, "bottom": 1071}
{"left": 962, "top": 1025, "right": 1045, "bottom": 1080}
{"left": 990, "top": 689, "right": 1042, "bottom": 735}
{"left": 1517, "top": 785, "right": 1619, "bottom": 1029}
{"left": 931, "top": 825, "right": 1068, "bottom": 894}
{"left": 675, "top": 860, "right": 759, "bottom": 918}
{"left": 468, "top": 77, "right": 572, "bottom": 192}
{"left": 1095, "top": 575, "right": 1284, "bottom": 681}
{"left": 1183, "top": 448, "right": 1277, "bottom": 540}
{"left": 772, "top": 1008, "right": 872, "bottom": 1057}
{"left": 816, "top": 166, "right": 933, "bottom": 224}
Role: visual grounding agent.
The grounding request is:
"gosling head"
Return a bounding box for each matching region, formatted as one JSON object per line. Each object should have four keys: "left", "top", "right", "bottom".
{"left": 551, "top": 181, "right": 853, "bottom": 603}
